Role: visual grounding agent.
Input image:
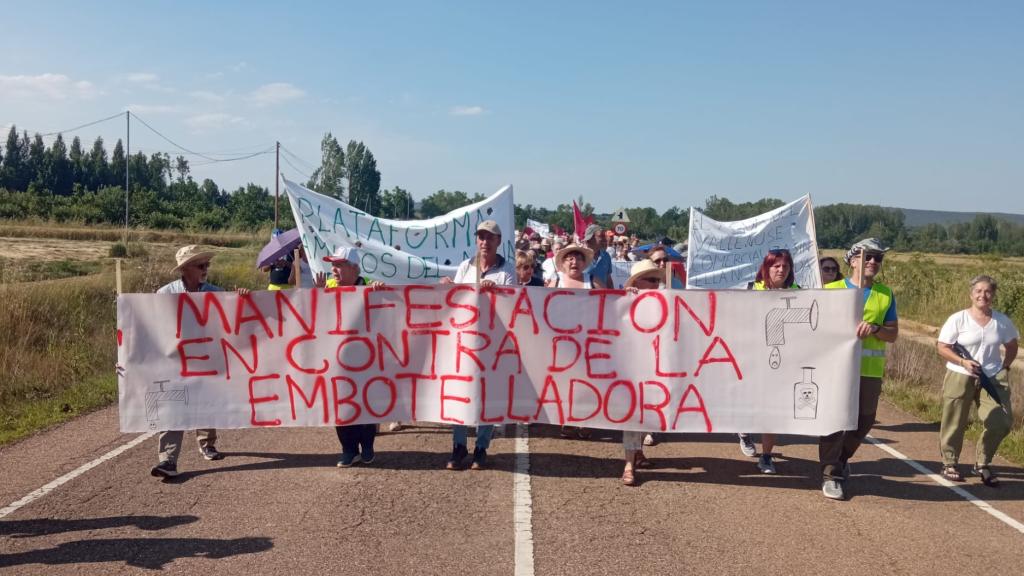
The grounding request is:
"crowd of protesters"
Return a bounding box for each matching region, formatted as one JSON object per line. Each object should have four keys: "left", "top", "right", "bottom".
{"left": 152, "top": 221, "right": 1017, "bottom": 502}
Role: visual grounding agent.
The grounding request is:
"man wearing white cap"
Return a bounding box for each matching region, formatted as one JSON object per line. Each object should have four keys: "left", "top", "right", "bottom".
{"left": 820, "top": 237, "right": 899, "bottom": 500}
{"left": 151, "top": 245, "right": 228, "bottom": 479}
{"left": 439, "top": 220, "right": 515, "bottom": 470}
{"left": 314, "top": 246, "right": 388, "bottom": 467}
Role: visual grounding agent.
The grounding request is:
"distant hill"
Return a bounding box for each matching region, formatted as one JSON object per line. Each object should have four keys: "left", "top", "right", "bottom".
{"left": 897, "top": 208, "right": 1024, "bottom": 228}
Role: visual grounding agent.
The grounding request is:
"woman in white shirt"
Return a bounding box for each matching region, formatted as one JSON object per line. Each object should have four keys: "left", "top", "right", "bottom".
{"left": 935, "top": 275, "right": 1018, "bottom": 486}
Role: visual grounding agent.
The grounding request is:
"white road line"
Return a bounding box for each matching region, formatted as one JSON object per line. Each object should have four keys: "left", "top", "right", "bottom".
{"left": 866, "top": 435, "right": 1024, "bottom": 534}
{"left": 513, "top": 423, "right": 535, "bottom": 576}
{"left": 0, "top": 432, "right": 155, "bottom": 519}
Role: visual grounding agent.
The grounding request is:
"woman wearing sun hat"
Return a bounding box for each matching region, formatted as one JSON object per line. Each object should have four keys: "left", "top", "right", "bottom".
{"left": 549, "top": 243, "right": 596, "bottom": 439}
{"left": 617, "top": 259, "right": 664, "bottom": 485}
{"left": 547, "top": 242, "right": 595, "bottom": 289}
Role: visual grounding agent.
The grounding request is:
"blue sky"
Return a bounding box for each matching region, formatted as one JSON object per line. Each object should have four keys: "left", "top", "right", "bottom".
{"left": 2, "top": 2, "right": 1021, "bottom": 214}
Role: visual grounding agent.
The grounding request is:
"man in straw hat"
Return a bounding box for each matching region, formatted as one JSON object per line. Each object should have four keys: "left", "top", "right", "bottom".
{"left": 439, "top": 220, "right": 515, "bottom": 470}
{"left": 819, "top": 237, "right": 899, "bottom": 500}
{"left": 151, "top": 245, "right": 237, "bottom": 479}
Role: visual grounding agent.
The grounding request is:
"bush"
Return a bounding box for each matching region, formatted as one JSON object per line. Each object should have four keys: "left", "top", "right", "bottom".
{"left": 108, "top": 242, "right": 149, "bottom": 258}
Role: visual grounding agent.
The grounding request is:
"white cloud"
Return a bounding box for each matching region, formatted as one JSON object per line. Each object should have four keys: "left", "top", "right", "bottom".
{"left": 231, "top": 61, "right": 248, "bottom": 72}
{"left": 450, "top": 105, "right": 485, "bottom": 116}
{"left": 125, "top": 103, "right": 183, "bottom": 115}
{"left": 0, "top": 73, "right": 100, "bottom": 101}
{"left": 125, "top": 72, "right": 159, "bottom": 84}
{"left": 185, "top": 113, "right": 246, "bottom": 132}
{"left": 247, "top": 82, "right": 305, "bottom": 107}
{"left": 189, "top": 90, "right": 227, "bottom": 103}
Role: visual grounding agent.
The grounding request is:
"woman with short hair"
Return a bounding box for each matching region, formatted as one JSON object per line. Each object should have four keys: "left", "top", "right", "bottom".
{"left": 819, "top": 256, "right": 843, "bottom": 285}
{"left": 935, "top": 275, "right": 1018, "bottom": 486}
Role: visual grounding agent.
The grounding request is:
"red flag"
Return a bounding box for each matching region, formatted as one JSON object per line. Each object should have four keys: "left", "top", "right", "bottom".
{"left": 572, "top": 201, "right": 595, "bottom": 242}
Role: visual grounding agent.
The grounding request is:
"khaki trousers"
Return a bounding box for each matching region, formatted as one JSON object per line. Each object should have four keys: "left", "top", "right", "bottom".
{"left": 819, "top": 376, "right": 882, "bottom": 480}
{"left": 158, "top": 429, "right": 217, "bottom": 464}
{"left": 939, "top": 369, "right": 1012, "bottom": 468}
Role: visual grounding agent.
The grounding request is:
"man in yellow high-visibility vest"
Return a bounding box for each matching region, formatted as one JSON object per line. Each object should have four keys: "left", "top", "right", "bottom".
{"left": 820, "top": 238, "right": 899, "bottom": 500}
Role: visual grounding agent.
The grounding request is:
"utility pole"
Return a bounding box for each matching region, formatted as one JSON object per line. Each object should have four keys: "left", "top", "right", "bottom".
{"left": 274, "top": 141, "right": 280, "bottom": 230}
{"left": 124, "top": 110, "right": 130, "bottom": 243}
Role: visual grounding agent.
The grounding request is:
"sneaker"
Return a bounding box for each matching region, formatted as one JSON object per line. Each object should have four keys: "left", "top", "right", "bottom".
{"left": 470, "top": 448, "right": 487, "bottom": 470}
{"left": 336, "top": 453, "right": 362, "bottom": 467}
{"left": 199, "top": 446, "right": 224, "bottom": 461}
{"left": 738, "top": 434, "right": 757, "bottom": 458}
{"left": 361, "top": 449, "right": 375, "bottom": 465}
{"left": 150, "top": 461, "right": 179, "bottom": 478}
{"left": 387, "top": 422, "right": 404, "bottom": 432}
{"left": 446, "top": 444, "right": 469, "bottom": 470}
{"left": 643, "top": 433, "right": 657, "bottom": 447}
{"left": 822, "top": 479, "right": 845, "bottom": 500}
{"left": 757, "top": 453, "right": 777, "bottom": 474}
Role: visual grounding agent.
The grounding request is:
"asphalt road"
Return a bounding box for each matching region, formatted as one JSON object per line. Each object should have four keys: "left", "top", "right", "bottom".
{"left": 1, "top": 400, "right": 1022, "bottom": 575}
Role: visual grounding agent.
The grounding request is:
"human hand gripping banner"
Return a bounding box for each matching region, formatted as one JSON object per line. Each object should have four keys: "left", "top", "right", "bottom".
{"left": 283, "top": 178, "right": 515, "bottom": 284}
{"left": 686, "top": 196, "right": 822, "bottom": 289}
{"left": 117, "top": 286, "right": 862, "bottom": 435}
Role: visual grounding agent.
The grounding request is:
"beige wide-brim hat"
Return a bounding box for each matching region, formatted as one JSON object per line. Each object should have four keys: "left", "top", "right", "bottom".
{"left": 625, "top": 259, "right": 663, "bottom": 288}
{"left": 171, "top": 244, "right": 215, "bottom": 274}
{"left": 554, "top": 243, "right": 594, "bottom": 271}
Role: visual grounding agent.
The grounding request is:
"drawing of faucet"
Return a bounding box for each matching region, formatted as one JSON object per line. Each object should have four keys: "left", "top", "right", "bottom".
{"left": 145, "top": 380, "right": 188, "bottom": 430}
{"left": 764, "top": 296, "right": 819, "bottom": 369}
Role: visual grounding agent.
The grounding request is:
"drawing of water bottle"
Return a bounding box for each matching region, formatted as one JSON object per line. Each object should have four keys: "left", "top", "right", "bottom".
{"left": 793, "top": 366, "right": 818, "bottom": 420}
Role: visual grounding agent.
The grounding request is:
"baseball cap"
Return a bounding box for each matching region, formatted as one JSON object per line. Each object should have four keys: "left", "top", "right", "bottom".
{"left": 323, "top": 246, "right": 361, "bottom": 264}
{"left": 476, "top": 220, "right": 502, "bottom": 237}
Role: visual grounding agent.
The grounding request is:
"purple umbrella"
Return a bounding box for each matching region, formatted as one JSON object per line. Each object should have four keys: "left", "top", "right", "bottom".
{"left": 256, "top": 228, "right": 302, "bottom": 269}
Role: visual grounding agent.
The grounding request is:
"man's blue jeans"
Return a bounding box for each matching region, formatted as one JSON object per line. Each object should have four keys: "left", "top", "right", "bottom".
{"left": 452, "top": 425, "right": 494, "bottom": 450}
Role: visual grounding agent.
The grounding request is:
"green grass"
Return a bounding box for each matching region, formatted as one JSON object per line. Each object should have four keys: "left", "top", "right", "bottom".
{"left": 0, "top": 245, "right": 263, "bottom": 446}
{"left": 884, "top": 337, "right": 1024, "bottom": 466}
{"left": 0, "top": 374, "right": 117, "bottom": 445}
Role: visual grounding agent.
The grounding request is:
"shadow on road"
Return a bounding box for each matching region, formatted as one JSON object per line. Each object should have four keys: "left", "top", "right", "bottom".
{"left": 0, "top": 536, "right": 273, "bottom": 570}
{"left": 0, "top": 515, "right": 199, "bottom": 538}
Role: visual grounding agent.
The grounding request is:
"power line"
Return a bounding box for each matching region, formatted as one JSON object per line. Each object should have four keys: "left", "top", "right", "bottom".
{"left": 279, "top": 153, "right": 312, "bottom": 181}
{"left": 130, "top": 112, "right": 230, "bottom": 162}
{"left": 38, "top": 112, "right": 124, "bottom": 138}
{"left": 280, "top": 145, "right": 319, "bottom": 171}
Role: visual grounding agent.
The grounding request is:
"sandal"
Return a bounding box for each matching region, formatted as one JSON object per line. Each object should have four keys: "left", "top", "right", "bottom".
{"left": 622, "top": 465, "right": 636, "bottom": 486}
{"left": 940, "top": 465, "right": 963, "bottom": 482}
{"left": 634, "top": 452, "right": 654, "bottom": 469}
{"left": 973, "top": 466, "right": 1000, "bottom": 487}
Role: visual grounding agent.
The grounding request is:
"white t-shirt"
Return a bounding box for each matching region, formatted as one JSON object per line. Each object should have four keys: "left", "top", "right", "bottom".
{"left": 453, "top": 254, "right": 516, "bottom": 286}
{"left": 938, "top": 310, "right": 1019, "bottom": 378}
{"left": 541, "top": 258, "right": 558, "bottom": 282}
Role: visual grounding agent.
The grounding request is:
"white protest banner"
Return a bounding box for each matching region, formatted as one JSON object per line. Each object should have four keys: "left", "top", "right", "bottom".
{"left": 525, "top": 219, "right": 550, "bottom": 238}
{"left": 686, "top": 196, "right": 822, "bottom": 289}
{"left": 283, "top": 178, "right": 515, "bottom": 283}
{"left": 117, "top": 287, "right": 861, "bottom": 435}
{"left": 610, "top": 260, "right": 632, "bottom": 289}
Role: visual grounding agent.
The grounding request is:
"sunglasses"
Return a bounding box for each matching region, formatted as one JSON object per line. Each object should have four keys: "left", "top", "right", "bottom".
{"left": 651, "top": 258, "right": 667, "bottom": 265}
{"left": 859, "top": 252, "right": 884, "bottom": 263}
{"left": 821, "top": 266, "right": 838, "bottom": 273}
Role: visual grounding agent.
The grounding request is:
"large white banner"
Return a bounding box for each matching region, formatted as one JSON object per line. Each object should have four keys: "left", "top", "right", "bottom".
{"left": 525, "top": 219, "right": 550, "bottom": 238}
{"left": 117, "top": 287, "right": 862, "bottom": 435}
{"left": 284, "top": 178, "right": 516, "bottom": 283}
{"left": 686, "top": 196, "right": 822, "bottom": 289}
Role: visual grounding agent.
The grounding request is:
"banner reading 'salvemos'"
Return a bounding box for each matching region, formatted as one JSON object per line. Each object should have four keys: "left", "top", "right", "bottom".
{"left": 117, "top": 286, "right": 862, "bottom": 435}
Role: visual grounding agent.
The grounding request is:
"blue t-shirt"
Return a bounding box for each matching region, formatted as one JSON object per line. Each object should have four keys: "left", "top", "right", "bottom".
{"left": 584, "top": 249, "right": 612, "bottom": 283}
{"left": 843, "top": 278, "right": 898, "bottom": 322}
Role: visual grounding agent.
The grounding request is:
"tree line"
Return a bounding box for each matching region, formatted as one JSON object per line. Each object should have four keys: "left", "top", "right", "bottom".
{"left": 1, "top": 125, "right": 1022, "bottom": 254}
